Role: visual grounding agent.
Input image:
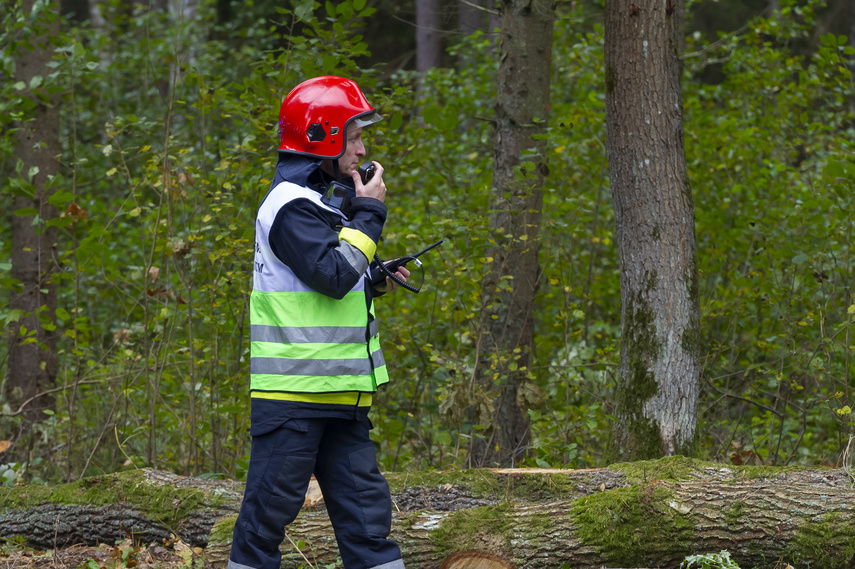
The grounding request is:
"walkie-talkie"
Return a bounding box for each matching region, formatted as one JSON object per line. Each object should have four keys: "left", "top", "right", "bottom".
{"left": 358, "top": 160, "right": 376, "bottom": 185}
{"left": 370, "top": 240, "right": 444, "bottom": 292}
{"left": 322, "top": 160, "right": 375, "bottom": 215}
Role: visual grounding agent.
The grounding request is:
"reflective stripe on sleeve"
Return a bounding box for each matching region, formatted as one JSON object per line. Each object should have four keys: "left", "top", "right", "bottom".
{"left": 370, "top": 347, "right": 385, "bottom": 368}
{"left": 337, "top": 240, "right": 370, "bottom": 275}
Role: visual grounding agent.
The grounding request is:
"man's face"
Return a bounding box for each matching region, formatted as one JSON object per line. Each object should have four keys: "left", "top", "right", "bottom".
{"left": 337, "top": 126, "right": 365, "bottom": 178}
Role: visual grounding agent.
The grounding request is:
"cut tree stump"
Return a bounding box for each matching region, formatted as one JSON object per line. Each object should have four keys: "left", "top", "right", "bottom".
{"left": 2, "top": 457, "right": 854, "bottom": 568}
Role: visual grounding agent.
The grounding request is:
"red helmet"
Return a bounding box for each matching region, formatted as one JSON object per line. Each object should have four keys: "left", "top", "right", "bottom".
{"left": 278, "top": 76, "right": 382, "bottom": 159}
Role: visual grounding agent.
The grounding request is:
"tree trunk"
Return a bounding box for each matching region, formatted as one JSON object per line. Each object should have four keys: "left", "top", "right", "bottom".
{"left": 472, "top": 0, "right": 555, "bottom": 467}
{"left": 458, "top": 0, "right": 483, "bottom": 35}
{"left": 60, "top": 0, "right": 91, "bottom": 22}
{"left": 416, "top": 0, "right": 442, "bottom": 72}
{"left": 7, "top": 0, "right": 61, "bottom": 426}
{"left": 487, "top": 0, "right": 501, "bottom": 34}
{"left": 3, "top": 460, "right": 853, "bottom": 569}
{"left": 0, "top": 469, "right": 243, "bottom": 549}
{"left": 604, "top": 0, "right": 701, "bottom": 460}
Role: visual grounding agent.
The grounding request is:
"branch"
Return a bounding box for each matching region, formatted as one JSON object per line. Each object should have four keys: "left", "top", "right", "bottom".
{"left": 0, "top": 378, "right": 109, "bottom": 417}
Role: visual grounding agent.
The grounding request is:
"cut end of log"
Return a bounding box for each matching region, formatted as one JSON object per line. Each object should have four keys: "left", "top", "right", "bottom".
{"left": 440, "top": 550, "right": 515, "bottom": 569}
{"left": 303, "top": 476, "right": 324, "bottom": 508}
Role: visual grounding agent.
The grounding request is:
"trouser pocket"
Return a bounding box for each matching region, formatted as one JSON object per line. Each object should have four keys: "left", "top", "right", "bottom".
{"left": 348, "top": 445, "right": 392, "bottom": 537}
{"left": 256, "top": 453, "right": 316, "bottom": 542}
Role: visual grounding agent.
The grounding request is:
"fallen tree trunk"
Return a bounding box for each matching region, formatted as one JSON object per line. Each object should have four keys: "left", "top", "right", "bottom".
{"left": 2, "top": 458, "right": 853, "bottom": 568}
{"left": 0, "top": 469, "right": 243, "bottom": 549}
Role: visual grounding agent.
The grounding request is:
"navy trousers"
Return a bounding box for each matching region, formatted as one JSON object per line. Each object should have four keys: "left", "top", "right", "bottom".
{"left": 227, "top": 414, "right": 405, "bottom": 569}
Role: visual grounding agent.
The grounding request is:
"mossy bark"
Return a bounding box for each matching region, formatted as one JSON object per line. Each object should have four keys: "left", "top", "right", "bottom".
{"left": 3, "top": 459, "right": 854, "bottom": 569}
{"left": 0, "top": 469, "right": 242, "bottom": 549}
{"left": 604, "top": 0, "right": 702, "bottom": 460}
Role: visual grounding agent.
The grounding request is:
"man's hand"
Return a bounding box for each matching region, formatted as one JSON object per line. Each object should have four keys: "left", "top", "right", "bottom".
{"left": 375, "top": 264, "right": 410, "bottom": 293}
{"left": 351, "top": 161, "right": 386, "bottom": 202}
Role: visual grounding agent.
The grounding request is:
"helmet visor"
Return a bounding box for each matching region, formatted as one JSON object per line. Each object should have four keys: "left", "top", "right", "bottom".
{"left": 353, "top": 111, "right": 383, "bottom": 129}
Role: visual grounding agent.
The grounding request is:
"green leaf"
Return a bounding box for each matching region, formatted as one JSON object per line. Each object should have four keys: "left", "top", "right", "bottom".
{"left": 294, "top": 0, "right": 314, "bottom": 21}
{"left": 3, "top": 309, "right": 26, "bottom": 326}
{"left": 14, "top": 208, "right": 39, "bottom": 217}
{"left": 353, "top": 0, "right": 366, "bottom": 10}
{"left": 13, "top": 81, "right": 26, "bottom": 90}
{"left": 29, "top": 75, "right": 42, "bottom": 89}
{"left": 791, "top": 253, "right": 809, "bottom": 265}
{"left": 48, "top": 190, "right": 74, "bottom": 206}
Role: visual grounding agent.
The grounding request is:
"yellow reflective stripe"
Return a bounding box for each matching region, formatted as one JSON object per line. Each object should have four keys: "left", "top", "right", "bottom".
{"left": 251, "top": 391, "right": 373, "bottom": 406}
{"left": 339, "top": 227, "right": 376, "bottom": 260}
{"left": 251, "top": 372, "right": 378, "bottom": 392}
{"left": 251, "top": 290, "right": 365, "bottom": 327}
{"left": 252, "top": 341, "right": 369, "bottom": 360}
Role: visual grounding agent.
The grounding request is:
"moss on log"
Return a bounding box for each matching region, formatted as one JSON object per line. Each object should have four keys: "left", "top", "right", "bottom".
{"left": 0, "top": 469, "right": 242, "bottom": 548}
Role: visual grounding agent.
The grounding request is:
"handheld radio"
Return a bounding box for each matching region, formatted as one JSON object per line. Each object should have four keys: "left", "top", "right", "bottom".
{"left": 360, "top": 160, "right": 444, "bottom": 293}
{"left": 371, "top": 240, "right": 444, "bottom": 293}
{"left": 320, "top": 161, "right": 375, "bottom": 215}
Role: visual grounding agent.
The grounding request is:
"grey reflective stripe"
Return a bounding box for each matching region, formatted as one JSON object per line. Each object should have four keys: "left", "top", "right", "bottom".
{"left": 338, "top": 240, "right": 369, "bottom": 275}
{"left": 371, "top": 347, "right": 385, "bottom": 368}
{"left": 227, "top": 560, "right": 257, "bottom": 569}
{"left": 369, "top": 318, "right": 379, "bottom": 337}
{"left": 251, "top": 357, "right": 373, "bottom": 376}
{"left": 251, "top": 324, "right": 366, "bottom": 344}
{"left": 368, "top": 560, "right": 405, "bottom": 569}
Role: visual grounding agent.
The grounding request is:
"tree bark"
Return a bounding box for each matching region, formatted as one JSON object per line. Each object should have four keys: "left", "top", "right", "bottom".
{"left": 416, "top": 0, "right": 442, "bottom": 72}
{"left": 472, "top": 0, "right": 555, "bottom": 467}
{"left": 7, "top": 0, "right": 61, "bottom": 426}
{"left": 458, "top": 0, "right": 483, "bottom": 35}
{"left": 604, "top": 0, "right": 701, "bottom": 460}
{"left": 0, "top": 469, "right": 243, "bottom": 549}
{"left": 2, "top": 461, "right": 853, "bottom": 569}
{"left": 60, "top": 0, "right": 91, "bottom": 22}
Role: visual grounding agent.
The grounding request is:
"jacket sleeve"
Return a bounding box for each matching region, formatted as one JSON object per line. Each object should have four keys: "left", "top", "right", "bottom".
{"left": 268, "top": 196, "right": 387, "bottom": 299}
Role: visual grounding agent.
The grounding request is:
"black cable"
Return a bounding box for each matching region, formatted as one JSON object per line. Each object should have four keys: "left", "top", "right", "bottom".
{"left": 372, "top": 254, "right": 425, "bottom": 293}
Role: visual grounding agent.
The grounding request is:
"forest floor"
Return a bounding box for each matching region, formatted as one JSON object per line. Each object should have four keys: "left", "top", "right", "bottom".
{"left": 0, "top": 538, "right": 205, "bottom": 568}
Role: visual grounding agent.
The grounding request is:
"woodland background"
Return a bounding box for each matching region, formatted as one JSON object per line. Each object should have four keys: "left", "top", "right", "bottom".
{"left": 1, "top": 0, "right": 854, "bottom": 485}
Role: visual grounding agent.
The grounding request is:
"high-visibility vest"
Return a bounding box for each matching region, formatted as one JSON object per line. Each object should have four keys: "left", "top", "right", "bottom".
{"left": 249, "top": 182, "right": 389, "bottom": 395}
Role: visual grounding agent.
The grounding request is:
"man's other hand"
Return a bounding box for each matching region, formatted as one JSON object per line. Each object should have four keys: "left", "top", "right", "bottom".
{"left": 375, "top": 264, "right": 410, "bottom": 293}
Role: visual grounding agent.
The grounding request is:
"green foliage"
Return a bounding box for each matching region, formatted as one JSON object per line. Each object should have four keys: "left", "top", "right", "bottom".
{"left": 0, "top": 0, "right": 394, "bottom": 480}
{"left": 0, "top": 0, "right": 853, "bottom": 483}
{"left": 683, "top": 0, "right": 855, "bottom": 466}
